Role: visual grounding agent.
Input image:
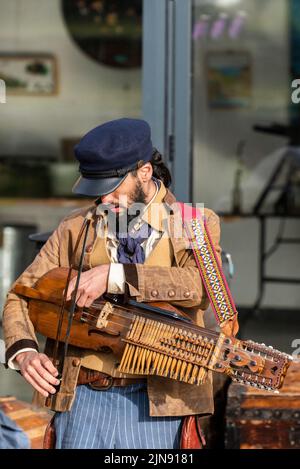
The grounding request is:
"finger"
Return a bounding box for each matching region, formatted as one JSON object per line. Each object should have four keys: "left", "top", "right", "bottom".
{"left": 66, "top": 279, "right": 76, "bottom": 300}
{"left": 66, "top": 288, "right": 73, "bottom": 301}
{"left": 77, "top": 278, "right": 105, "bottom": 300}
{"left": 32, "top": 361, "right": 61, "bottom": 386}
{"left": 68, "top": 282, "right": 84, "bottom": 302}
{"left": 76, "top": 292, "right": 90, "bottom": 308}
{"left": 39, "top": 355, "right": 59, "bottom": 376}
{"left": 22, "top": 372, "right": 50, "bottom": 398}
{"left": 85, "top": 296, "right": 95, "bottom": 308}
{"left": 25, "top": 365, "right": 57, "bottom": 394}
{"left": 22, "top": 369, "right": 55, "bottom": 398}
{"left": 75, "top": 288, "right": 84, "bottom": 303}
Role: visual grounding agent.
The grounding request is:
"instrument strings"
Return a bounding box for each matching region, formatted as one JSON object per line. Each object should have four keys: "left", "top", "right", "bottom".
{"left": 81, "top": 304, "right": 220, "bottom": 342}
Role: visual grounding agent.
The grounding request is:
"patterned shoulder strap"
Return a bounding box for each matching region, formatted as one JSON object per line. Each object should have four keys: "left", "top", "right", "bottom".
{"left": 177, "top": 202, "right": 237, "bottom": 326}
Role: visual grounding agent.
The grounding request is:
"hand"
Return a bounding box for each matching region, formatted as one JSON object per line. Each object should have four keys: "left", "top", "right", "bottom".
{"left": 66, "top": 264, "right": 110, "bottom": 308}
{"left": 16, "top": 351, "right": 60, "bottom": 398}
{"left": 220, "top": 314, "right": 239, "bottom": 337}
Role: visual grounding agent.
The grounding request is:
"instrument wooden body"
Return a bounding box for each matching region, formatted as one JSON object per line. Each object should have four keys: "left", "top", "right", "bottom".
{"left": 16, "top": 267, "right": 188, "bottom": 360}
{"left": 14, "top": 268, "right": 292, "bottom": 391}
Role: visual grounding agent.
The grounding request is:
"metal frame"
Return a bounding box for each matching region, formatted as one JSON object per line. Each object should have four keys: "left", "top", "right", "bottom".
{"left": 142, "top": 0, "right": 168, "bottom": 154}
{"left": 142, "top": 0, "right": 192, "bottom": 201}
{"left": 254, "top": 214, "right": 300, "bottom": 311}
{"left": 220, "top": 212, "right": 300, "bottom": 311}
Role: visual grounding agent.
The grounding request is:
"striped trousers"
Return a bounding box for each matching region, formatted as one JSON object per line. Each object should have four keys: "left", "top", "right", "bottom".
{"left": 54, "top": 383, "right": 182, "bottom": 449}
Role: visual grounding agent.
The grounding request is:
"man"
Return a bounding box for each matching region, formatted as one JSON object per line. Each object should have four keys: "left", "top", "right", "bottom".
{"left": 3, "top": 118, "right": 238, "bottom": 449}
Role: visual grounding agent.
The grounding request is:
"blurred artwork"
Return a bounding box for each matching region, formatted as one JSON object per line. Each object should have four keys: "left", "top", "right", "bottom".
{"left": 0, "top": 55, "right": 57, "bottom": 96}
{"left": 206, "top": 50, "right": 252, "bottom": 109}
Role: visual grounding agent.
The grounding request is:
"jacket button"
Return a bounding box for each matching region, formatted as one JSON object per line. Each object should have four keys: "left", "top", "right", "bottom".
{"left": 151, "top": 290, "right": 158, "bottom": 297}
{"left": 184, "top": 291, "right": 191, "bottom": 298}
{"left": 72, "top": 358, "right": 81, "bottom": 367}
{"left": 168, "top": 290, "right": 175, "bottom": 298}
{"left": 86, "top": 245, "right": 93, "bottom": 253}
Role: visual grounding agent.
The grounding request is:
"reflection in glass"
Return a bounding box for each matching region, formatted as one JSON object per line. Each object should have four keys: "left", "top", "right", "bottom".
{"left": 62, "top": 0, "right": 142, "bottom": 68}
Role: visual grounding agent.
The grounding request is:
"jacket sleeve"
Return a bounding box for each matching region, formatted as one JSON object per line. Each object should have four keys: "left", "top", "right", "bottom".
{"left": 2, "top": 221, "right": 65, "bottom": 365}
{"left": 123, "top": 211, "right": 221, "bottom": 309}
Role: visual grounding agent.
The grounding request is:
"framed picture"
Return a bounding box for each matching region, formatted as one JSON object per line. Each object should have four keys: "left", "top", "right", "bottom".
{"left": 0, "top": 54, "right": 58, "bottom": 96}
{"left": 206, "top": 50, "right": 252, "bottom": 109}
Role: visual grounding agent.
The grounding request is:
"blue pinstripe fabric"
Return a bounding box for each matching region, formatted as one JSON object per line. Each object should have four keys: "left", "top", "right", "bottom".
{"left": 54, "top": 383, "right": 182, "bottom": 449}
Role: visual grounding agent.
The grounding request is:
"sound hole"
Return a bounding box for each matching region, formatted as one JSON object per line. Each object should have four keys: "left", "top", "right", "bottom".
{"left": 271, "top": 365, "right": 278, "bottom": 375}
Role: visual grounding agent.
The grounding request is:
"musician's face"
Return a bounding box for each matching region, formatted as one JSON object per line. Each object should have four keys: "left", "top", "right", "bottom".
{"left": 100, "top": 163, "right": 152, "bottom": 215}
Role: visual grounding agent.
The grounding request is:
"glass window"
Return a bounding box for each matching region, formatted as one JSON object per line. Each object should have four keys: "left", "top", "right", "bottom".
{"left": 0, "top": 0, "right": 142, "bottom": 198}
{"left": 192, "top": 0, "right": 292, "bottom": 213}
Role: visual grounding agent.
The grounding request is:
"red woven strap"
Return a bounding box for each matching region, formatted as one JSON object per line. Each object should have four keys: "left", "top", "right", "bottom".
{"left": 177, "top": 202, "right": 237, "bottom": 326}
{"left": 180, "top": 415, "right": 206, "bottom": 449}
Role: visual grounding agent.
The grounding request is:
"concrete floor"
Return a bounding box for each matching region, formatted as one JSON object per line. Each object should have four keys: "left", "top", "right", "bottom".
{"left": 1, "top": 307, "right": 299, "bottom": 404}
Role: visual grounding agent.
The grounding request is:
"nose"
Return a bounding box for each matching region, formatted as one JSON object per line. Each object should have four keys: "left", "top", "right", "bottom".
{"left": 101, "top": 193, "right": 115, "bottom": 205}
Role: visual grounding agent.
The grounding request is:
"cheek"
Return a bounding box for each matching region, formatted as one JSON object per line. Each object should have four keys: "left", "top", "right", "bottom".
{"left": 116, "top": 181, "right": 137, "bottom": 206}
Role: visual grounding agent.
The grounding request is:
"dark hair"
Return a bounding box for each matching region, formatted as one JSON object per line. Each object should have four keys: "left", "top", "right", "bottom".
{"left": 150, "top": 148, "right": 172, "bottom": 188}
{"left": 132, "top": 149, "right": 172, "bottom": 188}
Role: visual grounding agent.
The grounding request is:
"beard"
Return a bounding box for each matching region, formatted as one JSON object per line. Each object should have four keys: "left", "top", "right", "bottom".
{"left": 113, "top": 180, "right": 147, "bottom": 236}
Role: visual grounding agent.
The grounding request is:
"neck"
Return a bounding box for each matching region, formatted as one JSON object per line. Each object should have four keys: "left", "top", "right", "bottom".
{"left": 144, "top": 179, "right": 157, "bottom": 205}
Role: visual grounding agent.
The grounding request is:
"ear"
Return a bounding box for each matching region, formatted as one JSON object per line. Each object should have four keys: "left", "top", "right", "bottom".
{"left": 137, "top": 162, "right": 153, "bottom": 182}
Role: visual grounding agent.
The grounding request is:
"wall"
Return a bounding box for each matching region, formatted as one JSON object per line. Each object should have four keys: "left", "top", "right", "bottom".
{"left": 0, "top": 0, "right": 142, "bottom": 158}
{"left": 192, "top": 0, "right": 300, "bottom": 308}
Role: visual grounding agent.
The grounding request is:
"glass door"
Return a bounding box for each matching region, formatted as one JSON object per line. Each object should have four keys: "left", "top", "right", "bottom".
{"left": 192, "top": 0, "right": 291, "bottom": 212}
{"left": 143, "top": 0, "right": 294, "bottom": 208}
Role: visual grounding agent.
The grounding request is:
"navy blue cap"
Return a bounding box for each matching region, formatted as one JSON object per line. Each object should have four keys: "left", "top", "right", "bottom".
{"left": 72, "top": 118, "right": 153, "bottom": 196}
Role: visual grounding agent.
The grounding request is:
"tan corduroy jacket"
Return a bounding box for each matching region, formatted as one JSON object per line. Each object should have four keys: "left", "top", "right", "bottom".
{"left": 3, "top": 183, "right": 222, "bottom": 417}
